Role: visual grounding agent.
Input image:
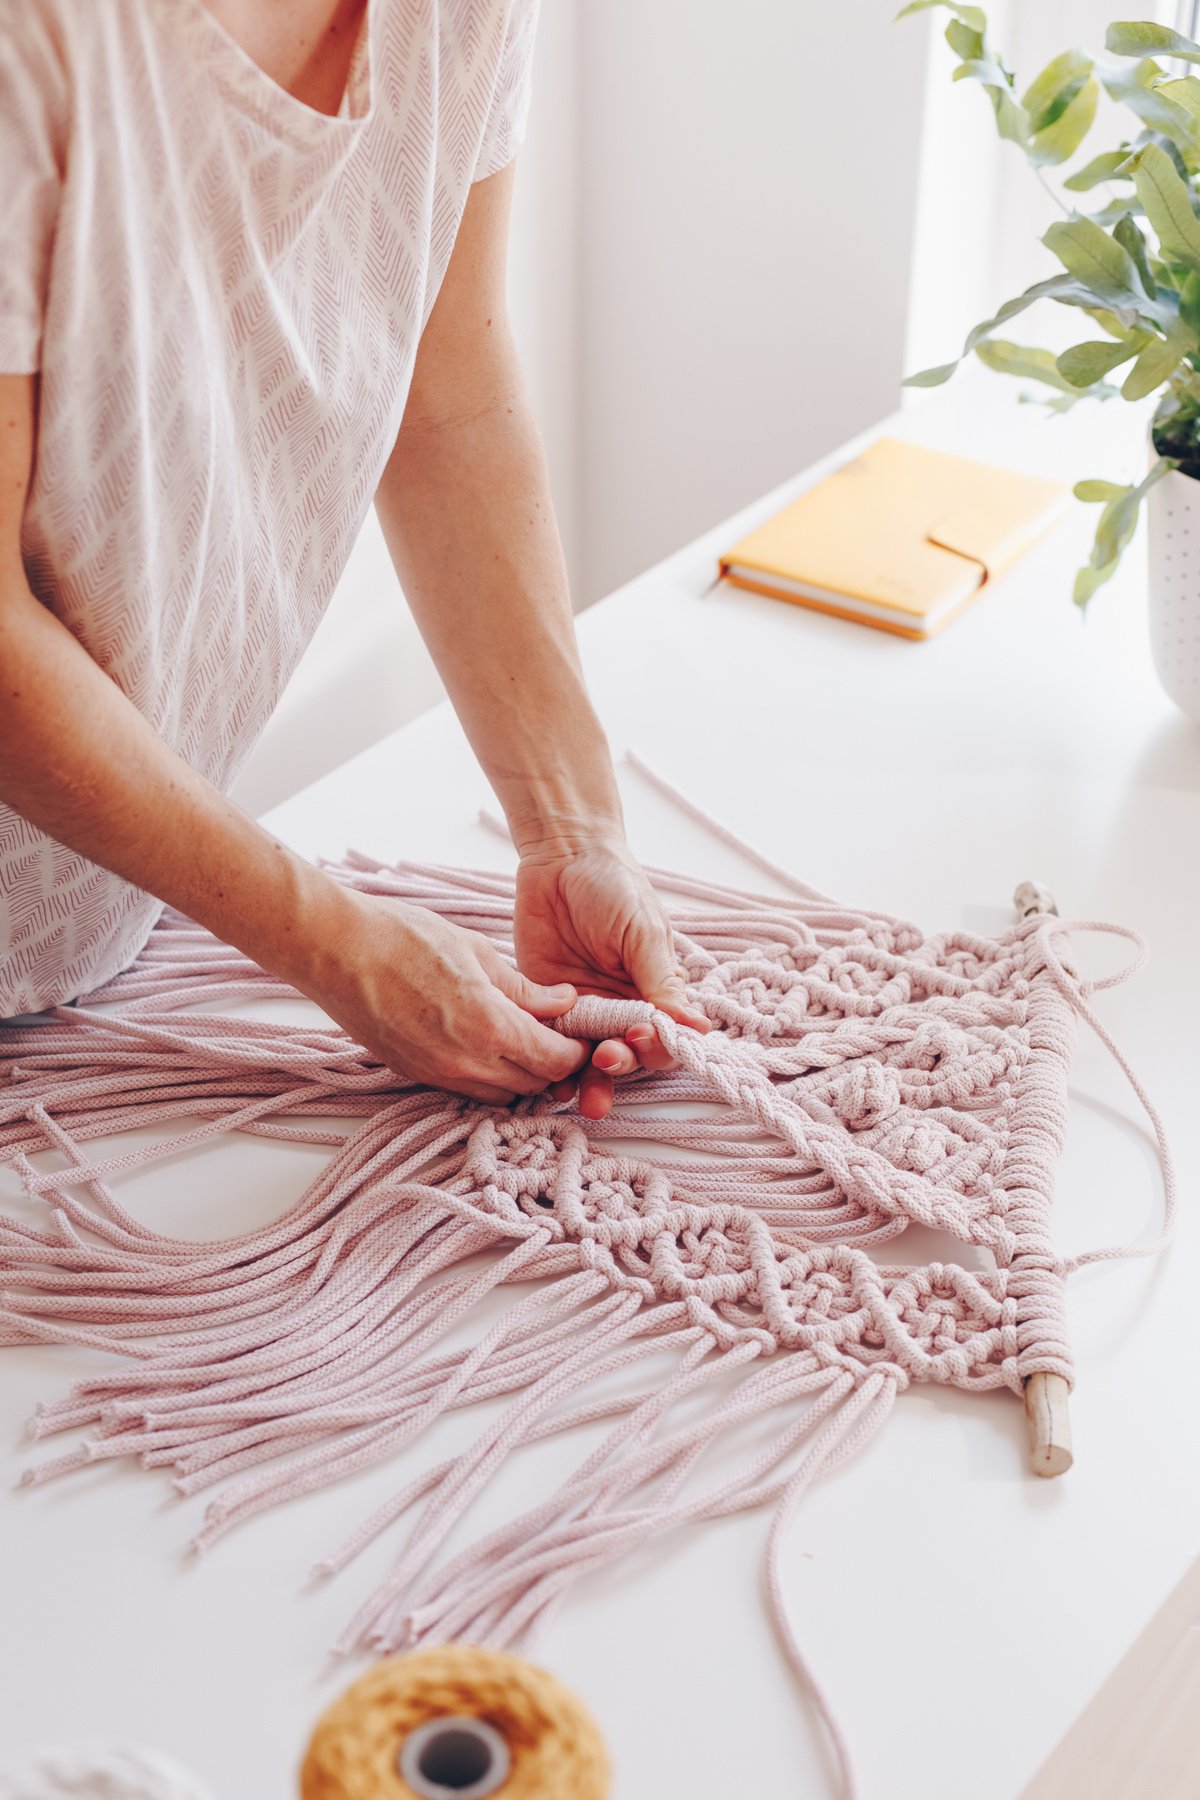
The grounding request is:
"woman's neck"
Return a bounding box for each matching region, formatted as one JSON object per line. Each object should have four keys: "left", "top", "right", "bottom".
{"left": 201, "top": 0, "right": 368, "bottom": 115}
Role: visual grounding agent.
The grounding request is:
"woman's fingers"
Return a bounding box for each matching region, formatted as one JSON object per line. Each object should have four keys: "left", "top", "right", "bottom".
{"left": 454, "top": 1078, "right": 521, "bottom": 1105}
{"left": 576, "top": 1060, "right": 615, "bottom": 1120}
{"left": 498, "top": 1010, "right": 590, "bottom": 1085}
{"left": 625, "top": 1022, "right": 675, "bottom": 1070}
{"left": 495, "top": 1055, "right": 577, "bottom": 1097}
{"left": 626, "top": 926, "right": 710, "bottom": 1034}
{"left": 490, "top": 957, "right": 578, "bottom": 1018}
{"left": 477, "top": 950, "right": 588, "bottom": 1084}
{"left": 651, "top": 986, "right": 710, "bottom": 1032}
{"left": 482, "top": 905, "right": 712, "bottom": 1115}
{"left": 591, "top": 1037, "right": 638, "bottom": 1078}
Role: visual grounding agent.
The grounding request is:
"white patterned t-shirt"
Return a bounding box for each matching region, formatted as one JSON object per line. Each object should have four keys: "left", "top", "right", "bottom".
{"left": 0, "top": 0, "right": 537, "bottom": 1013}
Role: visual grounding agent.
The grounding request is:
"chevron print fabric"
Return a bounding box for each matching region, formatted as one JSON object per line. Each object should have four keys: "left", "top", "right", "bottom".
{"left": 0, "top": 0, "right": 538, "bottom": 1014}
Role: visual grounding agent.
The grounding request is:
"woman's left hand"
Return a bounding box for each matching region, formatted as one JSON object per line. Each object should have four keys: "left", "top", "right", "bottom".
{"left": 513, "top": 836, "right": 710, "bottom": 1119}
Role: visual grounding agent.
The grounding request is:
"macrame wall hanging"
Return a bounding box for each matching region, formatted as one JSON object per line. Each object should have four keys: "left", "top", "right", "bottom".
{"left": 0, "top": 756, "right": 1174, "bottom": 1798}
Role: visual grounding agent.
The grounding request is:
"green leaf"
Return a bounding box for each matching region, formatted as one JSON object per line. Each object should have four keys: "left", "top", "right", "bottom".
{"left": 945, "top": 17, "right": 984, "bottom": 59}
{"left": 904, "top": 363, "right": 963, "bottom": 389}
{"left": 948, "top": 43, "right": 1031, "bottom": 145}
{"left": 1063, "top": 148, "right": 1135, "bottom": 190}
{"left": 1056, "top": 335, "right": 1145, "bottom": 385}
{"left": 1072, "top": 456, "right": 1176, "bottom": 608}
{"left": 1157, "top": 77, "right": 1200, "bottom": 126}
{"left": 1074, "top": 568, "right": 1111, "bottom": 605}
{"left": 905, "top": 264, "right": 1173, "bottom": 390}
{"left": 1093, "top": 488, "right": 1140, "bottom": 562}
{"left": 988, "top": 341, "right": 1122, "bottom": 409}
{"left": 903, "top": 272, "right": 1122, "bottom": 386}
{"left": 974, "top": 338, "right": 1079, "bottom": 390}
{"left": 1106, "top": 22, "right": 1200, "bottom": 64}
{"left": 1131, "top": 140, "right": 1200, "bottom": 271}
{"left": 1042, "top": 215, "right": 1150, "bottom": 306}
{"left": 1086, "top": 196, "right": 1148, "bottom": 229}
{"left": 1121, "top": 329, "right": 1187, "bottom": 398}
{"left": 1074, "top": 478, "right": 1131, "bottom": 501}
{"left": 1085, "top": 304, "right": 1140, "bottom": 337}
{"left": 1029, "top": 77, "right": 1098, "bottom": 166}
{"left": 1140, "top": 130, "right": 1192, "bottom": 180}
{"left": 1027, "top": 387, "right": 1108, "bottom": 415}
{"left": 1102, "top": 62, "right": 1200, "bottom": 158}
{"left": 1179, "top": 267, "right": 1200, "bottom": 335}
{"left": 1022, "top": 49, "right": 1092, "bottom": 130}
{"left": 993, "top": 88, "right": 1033, "bottom": 144}
{"left": 894, "top": 0, "right": 987, "bottom": 29}
{"left": 953, "top": 53, "right": 1012, "bottom": 89}
{"left": 1112, "top": 212, "right": 1156, "bottom": 293}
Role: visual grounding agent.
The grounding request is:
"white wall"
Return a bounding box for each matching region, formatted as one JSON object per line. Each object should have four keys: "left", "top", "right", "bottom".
{"left": 904, "top": 0, "right": 1013, "bottom": 392}
{"left": 575, "top": 0, "right": 932, "bottom": 602}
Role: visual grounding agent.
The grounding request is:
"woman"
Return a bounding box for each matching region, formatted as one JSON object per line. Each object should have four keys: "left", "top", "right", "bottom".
{"left": 0, "top": 0, "right": 708, "bottom": 1117}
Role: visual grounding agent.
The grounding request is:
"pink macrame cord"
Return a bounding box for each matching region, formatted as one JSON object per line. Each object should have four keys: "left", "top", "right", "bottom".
{"left": 0, "top": 756, "right": 1174, "bottom": 1800}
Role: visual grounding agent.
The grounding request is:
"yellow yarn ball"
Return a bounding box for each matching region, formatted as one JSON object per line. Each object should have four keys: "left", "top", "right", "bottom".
{"left": 300, "top": 1646, "right": 610, "bottom": 1800}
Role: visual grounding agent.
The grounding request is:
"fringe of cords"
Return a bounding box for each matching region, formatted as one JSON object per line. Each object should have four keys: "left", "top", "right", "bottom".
{"left": 0, "top": 754, "right": 1175, "bottom": 1800}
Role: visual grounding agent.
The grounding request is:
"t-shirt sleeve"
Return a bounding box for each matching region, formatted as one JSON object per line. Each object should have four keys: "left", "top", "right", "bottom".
{"left": 472, "top": 0, "right": 540, "bottom": 183}
{"left": 0, "top": 11, "right": 68, "bottom": 374}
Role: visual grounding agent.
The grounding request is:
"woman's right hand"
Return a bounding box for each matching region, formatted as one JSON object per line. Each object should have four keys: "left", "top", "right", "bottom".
{"left": 293, "top": 885, "right": 591, "bottom": 1104}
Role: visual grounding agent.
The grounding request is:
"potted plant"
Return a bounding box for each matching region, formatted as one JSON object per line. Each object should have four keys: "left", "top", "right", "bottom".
{"left": 901, "top": 5, "right": 1200, "bottom": 721}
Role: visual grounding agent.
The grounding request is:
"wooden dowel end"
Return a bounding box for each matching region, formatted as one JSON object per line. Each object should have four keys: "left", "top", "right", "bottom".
{"left": 1013, "top": 879, "right": 1059, "bottom": 921}
{"left": 1024, "top": 1372, "right": 1073, "bottom": 1478}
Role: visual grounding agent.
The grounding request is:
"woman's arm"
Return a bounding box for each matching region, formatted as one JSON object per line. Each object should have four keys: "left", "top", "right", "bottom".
{"left": 378, "top": 165, "right": 618, "bottom": 859}
{"left": 376, "top": 165, "right": 708, "bottom": 1116}
{"left": 0, "top": 372, "right": 585, "bottom": 1101}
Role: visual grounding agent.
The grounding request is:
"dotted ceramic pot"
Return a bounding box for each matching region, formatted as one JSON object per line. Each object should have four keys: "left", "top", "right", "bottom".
{"left": 1146, "top": 461, "right": 1200, "bottom": 722}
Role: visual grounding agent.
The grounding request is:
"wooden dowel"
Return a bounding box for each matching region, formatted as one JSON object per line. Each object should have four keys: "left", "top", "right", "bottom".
{"left": 1024, "top": 1371, "right": 1073, "bottom": 1478}
{"left": 1012, "top": 881, "right": 1073, "bottom": 1479}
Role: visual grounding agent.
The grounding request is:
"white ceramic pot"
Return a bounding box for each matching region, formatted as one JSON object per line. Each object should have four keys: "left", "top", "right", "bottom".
{"left": 1145, "top": 457, "right": 1200, "bottom": 722}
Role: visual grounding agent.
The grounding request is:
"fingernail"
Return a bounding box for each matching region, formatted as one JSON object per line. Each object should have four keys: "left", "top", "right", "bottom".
{"left": 594, "top": 1052, "right": 619, "bottom": 1071}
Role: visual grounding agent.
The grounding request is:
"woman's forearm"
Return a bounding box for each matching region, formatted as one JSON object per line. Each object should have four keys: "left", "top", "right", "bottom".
{"left": 375, "top": 331, "right": 623, "bottom": 858}
{"left": 0, "top": 577, "right": 347, "bottom": 987}
{"left": 0, "top": 578, "right": 591, "bottom": 1099}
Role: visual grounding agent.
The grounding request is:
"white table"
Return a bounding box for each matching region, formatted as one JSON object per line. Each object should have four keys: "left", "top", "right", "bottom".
{"left": 4, "top": 377, "right": 1198, "bottom": 1800}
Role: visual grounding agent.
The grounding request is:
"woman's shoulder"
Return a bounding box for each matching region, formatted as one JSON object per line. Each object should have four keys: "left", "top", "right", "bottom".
{"left": 0, "top": 0, "right": 74, "bottom": 143}
{"left": 375, "top": 0, "right": 531, "bottom": 64}
{"left": 373, "top": 0, "right": 536, "bottom": 117}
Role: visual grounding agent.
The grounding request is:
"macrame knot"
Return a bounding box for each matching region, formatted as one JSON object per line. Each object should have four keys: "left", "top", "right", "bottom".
{"left": 831, "top": 1059, "right": 903, "bottom": 1131}
{"left": 698, "top": 961, "right": 808, "bottom": 1039}
{"left": 875, "top": 1115, "right": 955, "bottom": 1174}
{"left": 895, "top": 1020, "right": 952, "bottom": 1072}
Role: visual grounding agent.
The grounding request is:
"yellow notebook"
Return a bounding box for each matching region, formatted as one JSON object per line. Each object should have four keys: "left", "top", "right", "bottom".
{"left": 718, "top": 436, "right": 1069, "bottom": 640}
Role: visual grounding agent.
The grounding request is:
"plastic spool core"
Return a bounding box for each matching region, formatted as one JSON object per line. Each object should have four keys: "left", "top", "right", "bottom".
{"left": 399, "top": 1716, "right": 512, "bottom": 1799}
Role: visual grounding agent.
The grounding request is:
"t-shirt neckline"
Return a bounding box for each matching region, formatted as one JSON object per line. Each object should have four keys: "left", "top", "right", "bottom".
{"left": 164, "top": 0, "right": 377, "bottom": 148}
